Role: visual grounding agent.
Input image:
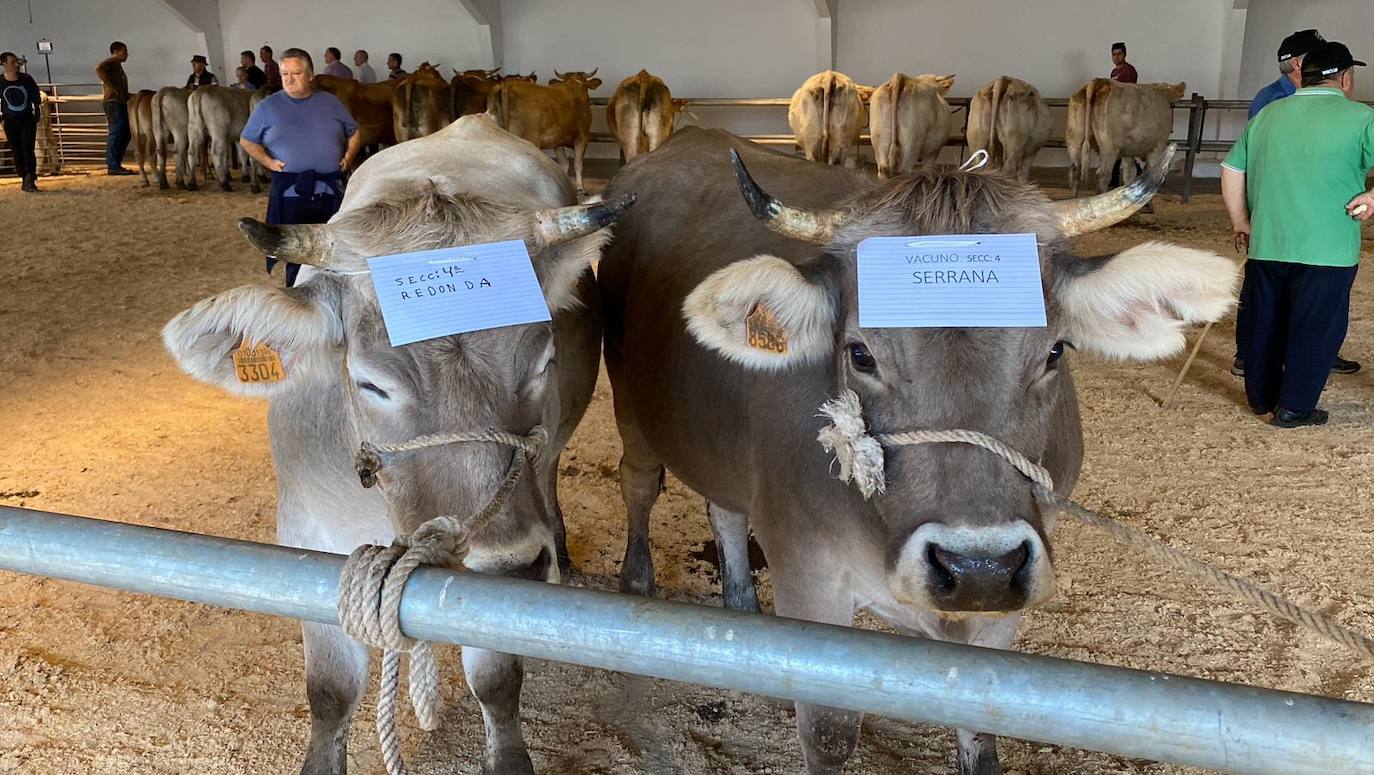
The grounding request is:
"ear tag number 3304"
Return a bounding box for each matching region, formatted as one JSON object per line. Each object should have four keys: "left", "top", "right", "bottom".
{"left": 233, "top": 340, "right": 286, "bottom": 383}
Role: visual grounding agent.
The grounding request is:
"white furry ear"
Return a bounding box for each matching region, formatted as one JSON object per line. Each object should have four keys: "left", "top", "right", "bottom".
{"left": 162, "top": 283, "right": 343, "bottom": 397}
{"left": 682, "top": 254, "right": 836, "bottom": 370}
{"left": 1057, "top": 242, "right": 1239, "bottom": 361}
{"left": 534, "top": 229, "right": 608, "bottom": 312}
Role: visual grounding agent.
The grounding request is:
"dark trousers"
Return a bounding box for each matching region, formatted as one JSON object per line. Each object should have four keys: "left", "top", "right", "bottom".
{"left": 103, "top": 100, "right": 130, "bottom": 171}
{"left": 265, "top": 170, "right": 343, "bottom": 287}
{"left": 1240, "top": 260, "right": 1357, "bottom": 413}
{"left": 3, "top": 115, "right": 37, "bottom": 177}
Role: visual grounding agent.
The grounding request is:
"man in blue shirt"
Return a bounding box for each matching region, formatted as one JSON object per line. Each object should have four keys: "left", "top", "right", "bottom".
{"left": 1250, "top": 29, "right": 1323, "bottom": 118}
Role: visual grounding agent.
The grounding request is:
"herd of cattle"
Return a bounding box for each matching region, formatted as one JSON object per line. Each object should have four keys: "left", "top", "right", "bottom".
{"left": 156, "top": 53, "right": 1235, "bottom": 768}
{"left": 121, "top": 65, "right": 1186, "bottom": 198}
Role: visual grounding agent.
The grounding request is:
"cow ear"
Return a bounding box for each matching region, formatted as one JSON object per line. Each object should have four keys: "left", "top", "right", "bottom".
{"left": 682, "top": 254, "right": 836, "bottom": 370}
{"left": 587, "top": 78, "right": 602, "bottom": 89}
{"left": 1055, "top": 242, "right": 1238, "bottom": 361}
{"left": 935, "top": 74, "right": 956, "bottom": 93}
{"left": 162, "top": 282, "right": 343, "bottom": 398}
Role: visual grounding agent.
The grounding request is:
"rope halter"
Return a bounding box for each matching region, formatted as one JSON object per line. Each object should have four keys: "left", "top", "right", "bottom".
{"left": 337, "top": 425, "right": 548, "bottom": 775}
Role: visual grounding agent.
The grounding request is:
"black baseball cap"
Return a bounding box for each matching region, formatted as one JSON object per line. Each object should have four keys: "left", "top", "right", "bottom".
{"left": 1277, "top": 29, "right": 1324, "bottom": 62}
{"left": 1302, "top": 41, "right": 1367, "bottom": 78}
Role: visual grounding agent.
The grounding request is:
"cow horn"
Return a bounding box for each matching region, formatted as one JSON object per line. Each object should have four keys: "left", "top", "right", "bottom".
{"left": 730, "top": 149, "right": 844, "bottom": 245}
{"left": 1053, "top": 143, "right": 1175, "bottom": 238}
{"left": 553, "top": 69, "right": 566, "bottom": 80}
{"left": 530, "top": 193, "right": 637, "bottom": 246}
{"left": 588, "top": 67, "right": 598, "bottom": 77}
{"left": 238, "top": 218, "right": 333, "bottom": 266}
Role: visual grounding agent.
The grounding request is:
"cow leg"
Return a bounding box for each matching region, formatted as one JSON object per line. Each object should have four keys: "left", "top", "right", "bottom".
{"left": 616, "top": 421, "right": 664, "bottom": 597}
{"left": 539, "top": 451, "right": 572, "bottom": 578}
{"left": 212, "top": 134, "right": 233, "bottom": 191}
{"left": 765, "top": 545, "right": 861, "bottom": 774}
{"left": 572, "top": 135, "right": 589, "bottom": 195}
{"left": 1095, "top": 144, "right": 1120, "bottom": 194}
{"left": 156, "top": 139, "right": 170, "bottom": 190}
{"left": 706, "top": 501, "right": 760, "bottom": 613}
{"left": 300, "top": 622, "right": 369, "bottom": 775}
{"left": 186, "top": 131, "right": 202, "bottom": 191}
{"left": 553, "top": 147, "right": 569, "bottom": 173}
{"left": 462, "top": 647, "right": 534, "bottom": 775}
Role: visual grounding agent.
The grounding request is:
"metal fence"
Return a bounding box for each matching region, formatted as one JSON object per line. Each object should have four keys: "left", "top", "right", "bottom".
{"left": 1, "top": 504, "right": 1372, "bottom": 774}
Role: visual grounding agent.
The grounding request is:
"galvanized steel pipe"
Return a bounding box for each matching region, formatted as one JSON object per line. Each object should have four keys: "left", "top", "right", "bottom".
{"left": 1, "top": 506, "right": 1371, "bottom": 774}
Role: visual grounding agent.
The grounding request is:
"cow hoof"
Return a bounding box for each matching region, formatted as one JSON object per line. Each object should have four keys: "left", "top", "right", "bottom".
{"left": 220, "top": 182, "right": 233, "bottom": 192}
{"left": 483, "top": 749, "right": 534, "bottom": 775}
{"left": 175, "top": 182, "right": 185, "bottom": 190}
{"left": 187, "top": 182, "right": 199, "bottom": 192}
{"left": 240, "top": 174, "right": 251, "bottom": 183}
{"left": 158, "top": 181, "right": 169, "bottom": 190}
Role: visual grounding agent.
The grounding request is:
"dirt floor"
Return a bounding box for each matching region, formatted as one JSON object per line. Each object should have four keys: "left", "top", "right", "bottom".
{"left": 0, "top": 163, "right": 1371, "bottom": 775}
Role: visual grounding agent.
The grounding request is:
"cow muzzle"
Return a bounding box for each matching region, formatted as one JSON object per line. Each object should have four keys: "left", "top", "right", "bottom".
{"left": 889, "top": 521, "right": 1054, "bottom": 613}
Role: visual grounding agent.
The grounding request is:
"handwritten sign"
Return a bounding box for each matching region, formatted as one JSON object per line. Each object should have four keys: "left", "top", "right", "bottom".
{"left": 855, "top": 233, "right": 1046, "bottom": 328}
{"left": 366, "top": 240, "right": 551, "bottom": 347}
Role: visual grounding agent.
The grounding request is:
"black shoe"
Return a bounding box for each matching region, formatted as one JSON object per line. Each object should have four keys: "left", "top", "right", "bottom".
{"left": 1332, "top": 355, "right": 1361, "bottom": 374}
{"left": 107, "top": 167, "right": 135, "bottom": 176}
{"left": 1231, "top": 357, "right": 1245, "bottom": 377}
{"left": 1250, "top": 404, "right": 1274, "bottom": 416}
{"left": 1271, "top": 408, "right": 1329, "bottom": 428}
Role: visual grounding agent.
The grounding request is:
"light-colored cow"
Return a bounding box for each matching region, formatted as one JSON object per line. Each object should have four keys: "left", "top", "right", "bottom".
{"left": 488, "top": 69, "right": 602, "bottom": 193}
{"left": 127, "top": 89, "right": 159, "bottom": 188}
{"left": 162, "top": 115, "right": 633, "bottom": 774}
{"left": 599, "top": 128, "right": 1237, "bottom": 775}
{"left": 186, "top": 84, "right": 256, "bottom": 192}
{"left": 152, "top": 85, "right": 194, "bottom": 190}
{"left": 606, "top": 69, "right": 678, "bottom": 162}
{"left": 868, "top": 73, "right": 956, "bottom": 177}
{"left": 788, "top": 70, "right": 868, "bottom": 167}
{"left": 1067, "top": 78, "right": 1186, "bottom": 196}
{"left": 966, "top": 76, "right": 1052, "bottom": 182}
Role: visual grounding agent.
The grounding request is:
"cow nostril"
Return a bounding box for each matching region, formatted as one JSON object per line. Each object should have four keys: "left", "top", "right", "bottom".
{"left": 927, "top": 544, "right": 957, "bottom": 594}
{"left": 1008, "top": 540, "right": 1032, "bottom": 589}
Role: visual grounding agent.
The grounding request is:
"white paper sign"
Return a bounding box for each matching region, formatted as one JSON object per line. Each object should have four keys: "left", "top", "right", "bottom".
{"left": 366, "top": 240, "right": 551, "bottom": 347}
{"left": 855, "top": 233, "right": 1046, "bottom": 328}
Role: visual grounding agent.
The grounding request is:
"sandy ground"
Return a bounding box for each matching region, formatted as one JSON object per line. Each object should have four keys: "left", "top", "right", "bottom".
{"left": 0, "top": 163, "right": 1372, "bottom": 775}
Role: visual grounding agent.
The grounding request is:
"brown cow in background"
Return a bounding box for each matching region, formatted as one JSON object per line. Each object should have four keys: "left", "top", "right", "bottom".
{"left": 869, "top": 73, "right": 956, "bottom": 177}
{"left": 314, "top": 74, "right": 398, "bottom": 148}
{"left": 1067, "top": 78, "right": 1185, "bottom": 196}
{"left": 127, "top": 89, "right": 159, "bottom": 188}
{"left": 489, "top": 68, "right": 601, "bottom": 193}
{"left": 606, "top": 69, "right": 679, "bottom": 162}
{"left": 787, "top": 70, "right": 867, "bottom": 167}
{"left": 392, "top": 63, "right": 451, "bottom": 142}
{"left": 966, "top": 76, "right": 1052, "bottom": 182}
{"left": 450, "top": 68, "right": 537, "bottom": 117}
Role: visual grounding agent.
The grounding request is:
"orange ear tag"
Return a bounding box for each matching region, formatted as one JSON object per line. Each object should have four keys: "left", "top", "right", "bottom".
{"left": 746, "top": 302, "right": 789, "bottom": 355}
{"left": 232, "top": 339, "right": 287, "bottom": 383}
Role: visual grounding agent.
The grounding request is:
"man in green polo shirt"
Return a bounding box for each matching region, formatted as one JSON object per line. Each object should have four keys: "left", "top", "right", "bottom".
{"left": 1221, "top": 40, "right": 1374, "bottom": 428}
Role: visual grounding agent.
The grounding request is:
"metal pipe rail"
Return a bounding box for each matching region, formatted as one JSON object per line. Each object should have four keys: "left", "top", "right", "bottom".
{"left": 1, "top": 506, "right": 1372, "bottom": 774}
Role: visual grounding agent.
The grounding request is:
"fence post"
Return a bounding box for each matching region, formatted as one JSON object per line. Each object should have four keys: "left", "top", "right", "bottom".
{"left": 1181, "top": 93, "right": 1206, "bottom": 204}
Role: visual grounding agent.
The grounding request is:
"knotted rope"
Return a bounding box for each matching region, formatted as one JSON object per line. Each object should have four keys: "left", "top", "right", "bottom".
{"left": 818, "top": 389, "right": 1374, "bottom": 664}
{"left": 338, "top": 426, "right": 547, "bottom": 775}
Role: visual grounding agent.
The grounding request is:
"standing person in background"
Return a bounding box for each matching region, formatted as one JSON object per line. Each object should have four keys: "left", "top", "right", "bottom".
{"left": 322, "top": 47, "right": 352, "bottom": 79}
{"left": 185, "top": 55, "right": 218, "bottom": 88}
{"left": 1221, "top": 41, "right": 1374, "bottom": 428}
{"left": 2, "top": 51, "right": 42, "bottom": 192}
{"left": 260, "top": 45, "right": 281, "bottom": 91}
{"left": 387, "top": 52, "right": 407, "bottom": 80}
{"left": 239, "top": 47, "right": 359, "bottom": 288}
{"left": 353, "top": 50, "right": 376, "bottom": 84}
{"left": 95, "top": 41, "right": 133, "bottom": 176}
{"left": 240, "top": 50, "right": 267, "bottom": 90}
{"left": 1110, "top": 42, "right": 1138, "bottom": 83}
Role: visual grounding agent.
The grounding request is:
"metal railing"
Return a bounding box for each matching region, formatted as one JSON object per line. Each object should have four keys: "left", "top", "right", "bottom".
{"left": 1, "top": 505, "right": 1372, "bottom": 774}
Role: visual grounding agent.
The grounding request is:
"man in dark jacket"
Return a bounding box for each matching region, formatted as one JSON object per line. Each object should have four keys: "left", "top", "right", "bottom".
{"left": 94, "top": 40, "right": 133, "bottom": 175}
{"left": 1, "top": 51, "right": 41, "bottom": 191}
{"left": 240, "top": 50, "right": 267, "bottom": 89}
{"left": 186, "top": 55, "right": 218, "bottom": 88}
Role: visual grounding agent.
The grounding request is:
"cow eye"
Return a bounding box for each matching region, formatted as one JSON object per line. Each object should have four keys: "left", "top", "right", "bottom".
{"left": 1047, "top": 341, "right": 1070, "bottom": 369}
{"left": 849, "top": 342, "right": 877, "bottom": 373}
{"left": 357, "top": 381, "right": 390, "bottom": 400}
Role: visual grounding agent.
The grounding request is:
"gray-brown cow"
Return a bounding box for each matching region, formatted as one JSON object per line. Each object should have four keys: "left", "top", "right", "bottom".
{"left": 869, "top": 73, "right": 956, "bottom": 177}
{"left": 788, "top": 70, "right": 868, "bottom": 167}
{"left": 966, "top": 76, "right": 1052, "bottom": 182}
{"left": 186, "top": 84, "right": 257, "bottom": 191}
{"left": 599, "top": 128, "right": 1236, "bottom": 774}
{"left": 163, "top": 115, "right": 632, "bottom": 774}
{"left": 606, "top": 69, "right": 680, "bottom": 162}
{"left": 1067, "top": 78, "right": 1186, "bottom": 196}
{"left": 152, "top": 85, "right": 194, "bottom": 189}
{"left": 127, "top": 89, "right": 159, "bottom": 187}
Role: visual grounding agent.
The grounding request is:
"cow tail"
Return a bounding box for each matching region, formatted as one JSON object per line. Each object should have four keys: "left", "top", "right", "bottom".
{"left": 636, "top": 73, "right": 651, "bottom": 155}
{"left": 152, "top": 91, "right": 167, "bottom": 172}
{"left": 884, "top": 73, "right": 902, "bottom": 174}
{"left": 1080, "top": 80, "right": 1098, "bottom": 189}
{"left": 819, "top": 72, "right": 834, "bottom": 164}
{"left": 488, "top": 82, "right": 508, "bottom": 129}
{"left": 988, "top": 76, "right": 1007, "bottom": 166}
{"left": 403, "top": 80, "right": 419, "bottom": 132}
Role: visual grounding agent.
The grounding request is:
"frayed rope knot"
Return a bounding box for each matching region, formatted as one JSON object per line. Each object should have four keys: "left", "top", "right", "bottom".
{"left": 817, "top": 389, "right": 887, "bottom": 498}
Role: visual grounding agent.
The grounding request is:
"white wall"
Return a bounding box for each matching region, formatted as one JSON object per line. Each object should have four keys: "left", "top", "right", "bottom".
{"left": 217, "top": 0, "right": 489, "bottom": 81}
{"left": 0, "top": 0, "right": 203, "bottom": 91}
{"left": 1238, "top": 0, "right": 1374, "bottom": 101}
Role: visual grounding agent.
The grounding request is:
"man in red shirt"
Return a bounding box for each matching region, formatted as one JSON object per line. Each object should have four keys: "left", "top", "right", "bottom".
{"left": 1111, "top": 42, "right": 1138, "bottom": 83}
